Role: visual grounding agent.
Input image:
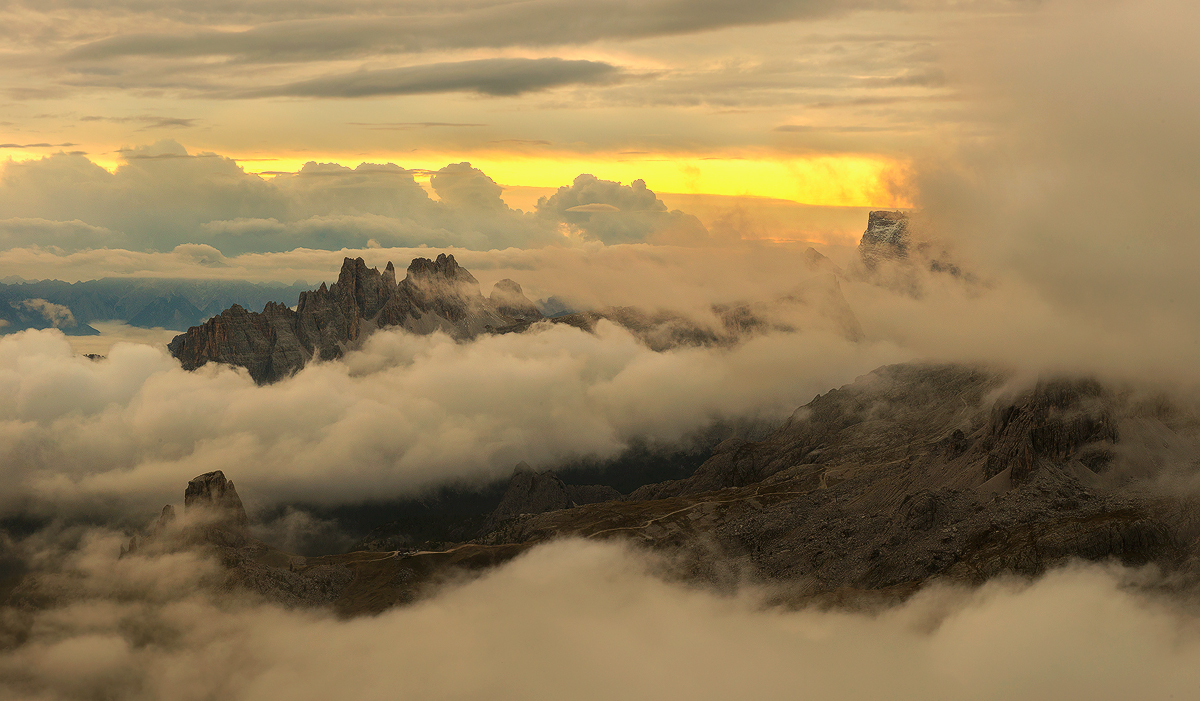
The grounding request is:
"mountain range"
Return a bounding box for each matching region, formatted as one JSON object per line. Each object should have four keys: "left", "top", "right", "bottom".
{"left": 24, "top": 359, "right": 1193, "bottom": 619}
{"left": 0, "top": 277, "right": 313, "bottom": 334}
{"left": 14, "top": 209, "right": 1177, "bottom": 618}
{"left": 167, "top": 245, "right": 865, "bottom": 383}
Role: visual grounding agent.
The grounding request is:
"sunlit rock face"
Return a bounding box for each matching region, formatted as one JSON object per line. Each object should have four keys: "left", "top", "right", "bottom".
{"left": 168, "top": 254, "right": 518, "bottom": 383}
{"left": 858, "top": 210, "right": 910, "bottom": 266}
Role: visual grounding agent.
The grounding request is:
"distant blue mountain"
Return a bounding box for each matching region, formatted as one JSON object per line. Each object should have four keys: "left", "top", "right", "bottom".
{"left": 0, "top": 278, "right": 313, "bottom": 334}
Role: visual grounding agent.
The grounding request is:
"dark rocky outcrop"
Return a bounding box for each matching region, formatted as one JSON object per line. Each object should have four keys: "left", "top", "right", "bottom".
{"left": 80, "top": 362, "right": 1200, "bottom": 617}
{"left": 484, "top": 463, "right": 621, "bottom": 531}
{"left": 169, "top": 254, "right": 519, "bottom": 383}
{"left": 111, "top": 471, "right": 358, "bottom": 607}
{"left": 856, "top": 210, "right": 972, "bottom": 284}
{"left": 982, "top": 379, "right": 1118, "bottom": 483}
{"left": 184, "top": 470, "right": 250, "bottom": 535}
{"left": 170, "top": 250, "right": 867, "bottom": 382}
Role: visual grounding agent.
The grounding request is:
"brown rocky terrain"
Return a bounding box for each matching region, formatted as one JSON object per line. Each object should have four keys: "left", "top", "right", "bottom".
{"left": 27, "top": 362, "right": 1196, "bottom": 618}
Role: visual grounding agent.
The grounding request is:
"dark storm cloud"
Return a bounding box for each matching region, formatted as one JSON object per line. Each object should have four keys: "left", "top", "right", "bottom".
{"left": 62, "top": 1, "right": 895, "bottom": 64}
{"left": 0, "top": 142, "right": 77, "bottom": 148}
{"left": 239, "top": 58, "right": 622, "bottom": 98}
{"left": 80, "top": 115, "right": 199, "bottom": 129}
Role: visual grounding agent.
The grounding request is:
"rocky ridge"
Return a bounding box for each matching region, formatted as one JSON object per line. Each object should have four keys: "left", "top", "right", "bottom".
{"left": 169, "top": 247, "right": 866, "bottom": 382}
{"left": 480, "top": 365, "right": 1200, "bottom": 595}
{"left": 168, "top": 254, "right": 527, "bottom": 383}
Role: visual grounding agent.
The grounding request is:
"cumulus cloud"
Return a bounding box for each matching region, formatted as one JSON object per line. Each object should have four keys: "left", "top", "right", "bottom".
{"left": 242, "top": 58, "right": 623, "bottom": 98}
{"left": 15, "top": 299, "right": 76, "bottom": 328}
{"left": 430, "top": 162, "right": 506, "bottom": 211}
{"left": 0, "top": 144, "right": 288, "bottom": 253}
{"left": 537, "top": 175, "right": 709, "bottom": 245}
{"left": 7, "top": 534, "right": 1200, "bottom": 700}
{"left": 0, "top": 146, "right": 730, "bottom": 255}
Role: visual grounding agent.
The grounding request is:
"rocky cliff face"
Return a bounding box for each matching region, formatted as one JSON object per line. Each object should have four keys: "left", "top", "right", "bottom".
{"left": 184, "top": 470, "right": 250, "bottom": 535}
{"left": 169, "top": 254, "right": 535, "bottom": 383}
{"left": 858, "top": 210, "right": 910, "bottom": 266}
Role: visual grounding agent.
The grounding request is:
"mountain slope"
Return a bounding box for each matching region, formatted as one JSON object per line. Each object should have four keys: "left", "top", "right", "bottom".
{"left": 50, "top": 362, "right": 1200, "bottom": 618}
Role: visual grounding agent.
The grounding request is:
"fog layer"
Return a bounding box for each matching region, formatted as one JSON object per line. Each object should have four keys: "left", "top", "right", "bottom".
{"left": 5, "top": 536, "right": 1200, "bottom": 701}
{"left": 0, "top": 320, "right": 902, "bottom": 517}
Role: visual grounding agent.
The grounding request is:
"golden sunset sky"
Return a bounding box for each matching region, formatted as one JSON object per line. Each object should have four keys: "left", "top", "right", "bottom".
{"left": 0, "top": 0, "right": 1007, "bottom": 246}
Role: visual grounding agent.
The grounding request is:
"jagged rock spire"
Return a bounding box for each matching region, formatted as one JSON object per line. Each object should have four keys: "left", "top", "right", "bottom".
{"left": 184, "top": 470, "right": 249, "bottom": 535}
{"left": 169, "top": 254, "right": 521, "bottom": 384}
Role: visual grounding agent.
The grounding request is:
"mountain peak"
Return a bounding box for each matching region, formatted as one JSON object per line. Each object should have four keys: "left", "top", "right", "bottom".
{"left": 859, "top": 210, "right": 909, "bottom": 266}
{"left": 184, "top": 470, "right": 249, "bottom": 535}
{"left": 170, "top": 254, "right": 515, "bottom": 383}
{"left": 406, "top": 253, "right": 476, "bottom": 285}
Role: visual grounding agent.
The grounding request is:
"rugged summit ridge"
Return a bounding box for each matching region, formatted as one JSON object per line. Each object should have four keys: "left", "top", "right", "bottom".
{"left": 169, "top": 254, "right": 532, "bottom": 383}
{"left": 859, "top": 210, "right": 910, "bottom": 266}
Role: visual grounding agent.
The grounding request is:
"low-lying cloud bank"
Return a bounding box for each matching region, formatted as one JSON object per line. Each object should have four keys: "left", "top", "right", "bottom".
{"left": 5, "top": 536, "right": 1200, "bottom": 701}
{"left": 0, "top": 320, "right": 903, "bottom": 518}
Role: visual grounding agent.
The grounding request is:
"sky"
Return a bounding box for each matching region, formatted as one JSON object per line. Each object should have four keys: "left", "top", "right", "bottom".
{"left": 0, "top": 0, "right": 1000, "bottom": 219}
